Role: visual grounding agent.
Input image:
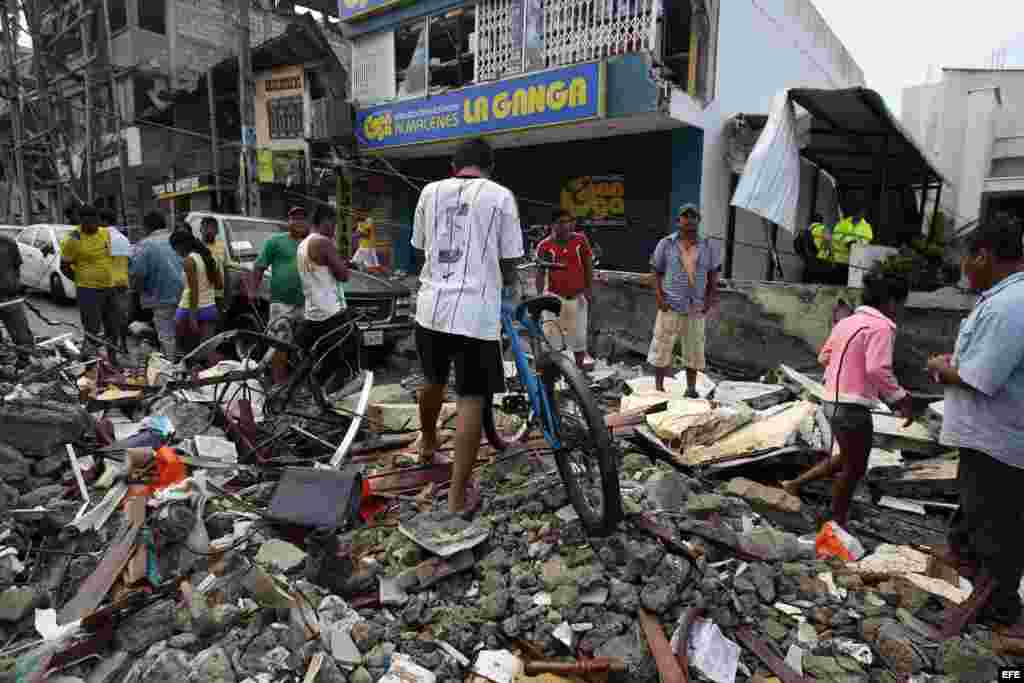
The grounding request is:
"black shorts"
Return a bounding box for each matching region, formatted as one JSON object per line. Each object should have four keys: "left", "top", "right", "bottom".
{"left": 415, "top": 324, "right": 505, "bottom": 397}
{"left": 296, "top": 310, "right": 358, "bottom": 358}
{"left": 824, "top": 402, "right": 873, "bottom": 437}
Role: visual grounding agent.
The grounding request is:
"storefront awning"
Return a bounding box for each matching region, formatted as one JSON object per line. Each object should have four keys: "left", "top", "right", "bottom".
{"left": 731, "top": 87, "right": 948, "bottom": 233}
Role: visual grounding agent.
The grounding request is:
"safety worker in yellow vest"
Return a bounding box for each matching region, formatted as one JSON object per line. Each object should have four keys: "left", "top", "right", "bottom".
{"left": 809, "top": 214, "right": 831, "bottom": 261}
{"left": 830, "top": 209, "right": 874, "bottom": 265}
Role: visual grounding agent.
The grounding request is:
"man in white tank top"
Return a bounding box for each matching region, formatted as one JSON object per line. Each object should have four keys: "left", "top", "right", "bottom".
{"left": 294, "top": 231, "right": 351, "bottom": 355}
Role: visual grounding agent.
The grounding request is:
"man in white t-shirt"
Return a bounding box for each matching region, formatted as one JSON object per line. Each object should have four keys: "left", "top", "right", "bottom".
{"left": 412, "top": 138, "right": 525, "bottom": 516}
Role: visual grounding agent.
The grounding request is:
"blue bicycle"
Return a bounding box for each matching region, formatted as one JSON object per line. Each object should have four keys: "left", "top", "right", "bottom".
{"left": 483, "top": 259, "right": 623, "bottom": 536}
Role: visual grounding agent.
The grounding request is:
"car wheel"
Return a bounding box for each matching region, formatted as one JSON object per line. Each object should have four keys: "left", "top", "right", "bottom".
{"left": 50, "top": 273, "right": 68, "bottom": 304}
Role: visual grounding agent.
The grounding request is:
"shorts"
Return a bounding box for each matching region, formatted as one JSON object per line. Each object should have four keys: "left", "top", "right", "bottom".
{"left": 822, "top": 402, "right": 873, "bottom": 435}
{"left": 175, "top": 304, "right": 219, "bottom": 322}
{"left": 542, "top": 294, "right": 588, "bottom": 353}
{"left": 268, "top": 302, "right": 303, "bottom": 342}
{"left": 415, "top": 324, "right": 505, "bottom": 397}
{"left": 647, "top": 309, "right": 706, "bottom": 370}
{"left": 296, "top": 310, "right": 356, "bottom": 355}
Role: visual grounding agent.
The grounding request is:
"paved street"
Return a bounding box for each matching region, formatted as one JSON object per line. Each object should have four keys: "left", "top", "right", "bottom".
{"left": 23, "top": 292, "right": 82, "bottom": 339}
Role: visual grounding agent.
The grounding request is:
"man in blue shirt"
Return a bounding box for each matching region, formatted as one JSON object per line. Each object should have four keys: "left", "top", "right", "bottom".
{"left": 930, "top": 218, "right": 1024, "bottom": 630}
{"left": 130, "top": 211, "right": 184, "bottom": 358}
{"left": 648, "top": 204, "right": 721, "bottom": 397}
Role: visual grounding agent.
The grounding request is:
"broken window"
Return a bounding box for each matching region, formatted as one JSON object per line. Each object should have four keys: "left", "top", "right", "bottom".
{"left": 268, "top": 96, "right": 304, "bottom": 140}
{"left": 139, "top": 0, "right": 166, "bottom": 34}
{"left": 395, "top": 19, "right": 427, "bottom": 98}
{"left": 427, "top": 7, "right": 476, "bottom": 91}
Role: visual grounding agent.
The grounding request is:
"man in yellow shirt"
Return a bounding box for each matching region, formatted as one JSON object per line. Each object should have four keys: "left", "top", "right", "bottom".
{"left": 60, "top": 204, "right": 122, "bottom": 360}
{"left": 102, "top": 209, "right": 132, "bottom": 352}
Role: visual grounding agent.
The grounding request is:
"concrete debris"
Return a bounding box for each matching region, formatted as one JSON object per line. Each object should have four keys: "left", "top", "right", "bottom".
{"left": 0, "top": 325, "right": 1006, "bottom": 683}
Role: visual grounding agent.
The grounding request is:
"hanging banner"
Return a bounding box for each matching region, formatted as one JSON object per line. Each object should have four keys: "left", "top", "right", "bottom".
{"left": 560, "top": 175, "right": 626, "bottom": 229}
{"left": 357, "top": 62, "right": 605, "bottom": 150}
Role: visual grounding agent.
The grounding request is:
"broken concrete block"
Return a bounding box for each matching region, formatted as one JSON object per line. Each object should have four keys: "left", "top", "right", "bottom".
{"left": 713, "top": 381, "right": 791, "bottom": 410}
{"left": 114, "top": 599, "right": 177, "bottom": 653}
{"left": 0, "top": 443, "right": 30, "bottom": 483}
{"left": 255, "top": 539, "right": 308, "bottom": 574}
{"left": 0, "top": 586, "right": 42, "bottom": 623}
{"left": 725, "top": 478, "right": 802, "bottom": 514}
{"left": 650, "top": 402, "right": 754, "bottom": 453}
{"left": 0, "top": 401, "right": 91, "bottom": 458}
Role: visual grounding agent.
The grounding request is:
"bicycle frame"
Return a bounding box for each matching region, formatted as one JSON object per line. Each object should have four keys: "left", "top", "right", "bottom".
{"left": 500, "top": 300, "right": 563, "bottom": 449}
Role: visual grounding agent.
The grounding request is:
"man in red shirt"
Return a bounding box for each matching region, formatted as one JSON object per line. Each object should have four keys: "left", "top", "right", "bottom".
{"left": 535, "top": 209, "right": 594, "bottom": 369}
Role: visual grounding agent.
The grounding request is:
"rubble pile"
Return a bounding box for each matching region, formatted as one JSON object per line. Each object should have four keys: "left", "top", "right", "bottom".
{"left": 0, "top": 339, "right": 1018, "bottom": 683}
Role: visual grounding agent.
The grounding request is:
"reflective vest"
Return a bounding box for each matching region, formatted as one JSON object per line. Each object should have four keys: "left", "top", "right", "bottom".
{"left": 810, "top": 223, "right": 830, "bottom": 261}
{"left": 829, "top": 218, "right": 873, "bottom": 265}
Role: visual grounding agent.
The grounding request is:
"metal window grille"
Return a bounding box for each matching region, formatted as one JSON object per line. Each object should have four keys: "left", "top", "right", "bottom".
{"left": 542, "top": 0, "right": 658, "bottom": 68}
{"left": 268, "top": 96, "right": 304, "bottom": 140}
{"left": 475, "top": 0, "right": 523, "bottom": 82}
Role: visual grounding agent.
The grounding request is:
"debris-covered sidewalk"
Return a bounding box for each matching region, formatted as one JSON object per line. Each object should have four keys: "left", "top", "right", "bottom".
{"left": 0, "top": 332, "right": 1020, "bottom": 683}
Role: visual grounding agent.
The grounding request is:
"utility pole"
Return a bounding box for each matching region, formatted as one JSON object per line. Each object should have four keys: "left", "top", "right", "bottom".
{"left": 101, "top": 0, "right": 130, "bottom": 224}
{"left": 238, "top": 0, "right": 257, "bottom": 216}
{"left": 207, "top": 68, "right": 220, "bottom": 210}
{"left": 81, "top": 12, "right": 94, "bottom": 203}
{"left": 2, "top": 0, "right": 31, "bottom": 225}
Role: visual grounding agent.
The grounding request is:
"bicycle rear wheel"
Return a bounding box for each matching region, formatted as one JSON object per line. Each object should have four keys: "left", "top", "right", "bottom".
{"left": 542, "top": 353, "right": 623, "bottom": 536}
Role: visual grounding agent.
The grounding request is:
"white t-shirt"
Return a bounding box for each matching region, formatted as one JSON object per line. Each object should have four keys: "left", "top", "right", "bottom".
{"left": 412, "top": 176, "right": 524, "bottom": 341}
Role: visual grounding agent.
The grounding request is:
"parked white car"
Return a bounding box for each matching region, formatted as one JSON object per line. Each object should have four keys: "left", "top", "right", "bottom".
{"left": 14, "top": 224, "right": 78, "bottom": 302}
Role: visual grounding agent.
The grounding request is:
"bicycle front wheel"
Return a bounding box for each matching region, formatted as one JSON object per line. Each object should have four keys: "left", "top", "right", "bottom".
{"left": 542, "top": 353, "right": 623, "bottom": 536}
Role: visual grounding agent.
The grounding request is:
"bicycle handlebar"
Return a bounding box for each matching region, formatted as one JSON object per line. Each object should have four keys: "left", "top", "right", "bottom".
{"left": 517, "top": 259, "right": 566, "bottom": 271}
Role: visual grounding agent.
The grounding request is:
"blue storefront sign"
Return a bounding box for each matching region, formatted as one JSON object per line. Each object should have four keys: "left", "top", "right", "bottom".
{"left": 356, "top": 62, "right": 606, "bottom": 151}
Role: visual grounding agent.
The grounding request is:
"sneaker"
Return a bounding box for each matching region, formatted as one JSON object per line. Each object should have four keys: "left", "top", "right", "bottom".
{"left": 684, "top": 388, "right": 699, "bottom": 399}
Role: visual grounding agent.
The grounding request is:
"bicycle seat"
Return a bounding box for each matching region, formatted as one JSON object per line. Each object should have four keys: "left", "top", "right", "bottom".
{"left": 516, "top": 295, "right": 562, "bottom": 321}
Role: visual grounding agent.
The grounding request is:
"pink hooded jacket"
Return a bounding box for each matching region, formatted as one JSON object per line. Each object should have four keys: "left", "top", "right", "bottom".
{"left": 820, "top": 306, "right": 907, "bottom": 406}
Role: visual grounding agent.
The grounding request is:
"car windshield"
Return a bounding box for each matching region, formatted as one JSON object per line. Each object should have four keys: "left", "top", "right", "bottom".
{"left": 224, "top": 219, "right": 286, "bottom": 259}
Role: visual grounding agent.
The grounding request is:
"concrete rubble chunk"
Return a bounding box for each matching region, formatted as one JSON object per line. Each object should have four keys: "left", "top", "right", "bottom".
{"left": 725, "top": 478, "right": 802, "bottom": 514}
{"left": 114, "top": 599, "right": 177, "bottom": 654}
{"left": 187, "top": 645, "right": 236, "bottom": 683}
{"left": 0, "top": 586, "right": 42, "bottom": 623}
{"left": 255, "top": 539, "right": 308, "bottom": 574}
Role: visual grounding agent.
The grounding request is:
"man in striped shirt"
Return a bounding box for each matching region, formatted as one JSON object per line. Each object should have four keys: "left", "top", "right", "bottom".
{"left": 648, "top": 203, "right": 722, "bottom": 397}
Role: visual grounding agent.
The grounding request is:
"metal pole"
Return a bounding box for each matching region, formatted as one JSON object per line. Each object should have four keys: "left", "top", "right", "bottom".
{"left": 80, "top": 16, "right": 94, "bottom": 203}
{"left": 2, "top": 1, "right": 30, "bottom": 225}
{"left": 207, "top": 68, "right": 221, "bottom": 209}
{"left": 931, "top": 183, "right": 944, "bottom": 234}
{"left": 101, "top": 0, "right": 130, "bottom": 224}
{"left": 238, "top": 0, "right": 256, "bottom": 216}
{"left": 724, "top": 173, "right": 738, "bottom": 279}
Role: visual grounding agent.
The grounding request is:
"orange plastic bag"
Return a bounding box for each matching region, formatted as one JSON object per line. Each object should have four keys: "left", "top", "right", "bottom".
{"left": 815, "top": 521, "right": 866, "bottom": 561}
{"left": 143, "top": 446, "right": 187, "bottom": 496}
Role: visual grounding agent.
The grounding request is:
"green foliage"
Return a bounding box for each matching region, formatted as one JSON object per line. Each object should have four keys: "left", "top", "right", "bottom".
{"left": 875, "top": 217, "right": 949, "bottom": 290}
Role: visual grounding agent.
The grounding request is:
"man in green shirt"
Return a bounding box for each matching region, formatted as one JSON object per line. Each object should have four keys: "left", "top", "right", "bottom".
{"left": 250, "top": 206, "right": 309, "bottom": 383}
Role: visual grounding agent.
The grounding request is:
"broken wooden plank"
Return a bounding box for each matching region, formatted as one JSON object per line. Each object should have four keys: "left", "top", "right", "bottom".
{"left": 58, "top": 521, "right": 142, "bottom": 625}
{"left": 679, "top": 401, "right": 817, "bottom": 467}
{"left": 638, "top": 609, "right": 686, "bottom": 683}
{"left": 869, "top": 456, "right": 959, "bottom": 499}
{"left": 735, "top": 625, "right": 814, "bottom": 683}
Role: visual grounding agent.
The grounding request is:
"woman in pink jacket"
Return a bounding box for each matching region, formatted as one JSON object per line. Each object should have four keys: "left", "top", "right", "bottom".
{"left": 782, "top": 271, "right": 915, "bottom": 526}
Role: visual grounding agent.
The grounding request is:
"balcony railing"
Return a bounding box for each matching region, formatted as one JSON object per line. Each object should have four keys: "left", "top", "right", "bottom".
{"left": 539, "top": 0, "right": 659, "bottom": 69}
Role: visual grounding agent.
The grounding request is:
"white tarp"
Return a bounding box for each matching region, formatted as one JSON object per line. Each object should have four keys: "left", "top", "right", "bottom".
{"left": 730, "top": 91, "right": 803, "bottom": 233}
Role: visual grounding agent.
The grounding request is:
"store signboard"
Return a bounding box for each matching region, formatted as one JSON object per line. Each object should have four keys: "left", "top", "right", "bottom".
{"left": 560, "top": 175, "right": 625, "bottom": 229}
{"left": 357, "top": 62, "right": 605, "bottom": 150}
{"left": 256, "top": 149, "right": 307, "bottom": 186}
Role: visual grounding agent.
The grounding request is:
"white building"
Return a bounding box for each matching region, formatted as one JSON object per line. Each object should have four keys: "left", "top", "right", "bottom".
{"left": 902, "top": 68, "right": 1024, "bottom": 232}
{"left": 672, "top": 0, "right": 867, "bottom": 280}
{"left": 337, "top": 0, "right": 869, "bottom": 279}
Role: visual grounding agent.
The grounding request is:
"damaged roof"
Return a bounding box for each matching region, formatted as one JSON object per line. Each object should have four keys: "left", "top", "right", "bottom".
{"left": 787, "top": 87, "right": 948, "bottom": 190}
